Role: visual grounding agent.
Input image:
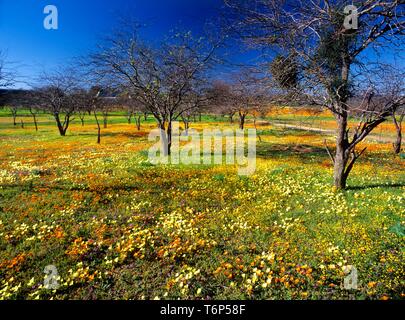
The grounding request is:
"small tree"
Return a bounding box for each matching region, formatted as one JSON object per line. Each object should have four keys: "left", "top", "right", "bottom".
{"left": 89, "top": 24, "right": 221, "bottom": 155}
{"left": 0, "top": 51, "right": 15, "bottom": 119}
{"left": 72, "top": 88, "right": 93, "bottom": 126}
{"left": 77, "top": 86, "right": 104, "bottom": 143}
{"left": 119, "top": 92, "right": 146, "bottom": 130}
{"left": 101, "top": 101, "right": 111, "bottom": 129}
{"left": 91, "top": 87, "right": 103, "bottom": 144}
{"left": 0, "top": 51, "right": 14, "bottom": 88}
{"left": 231, "top": 68, "right": 265, "bottom": 130}
{"left": 36, "top": 69, "right": 79, "bottom": 136}
{"left": 225, "top": 0, "right": 405, "bottom": 189}
{"left": 125, "top": 106, "right": 133, "bottom": 124}
{"left": 207, "top": 81, "right": 235, "bottom": 123}
{"left": 10, "top": 105, "right": 18, "bottom": 126}
{"left": 208, "top": 72, "right": 265, "bottom": 130}
{"left": 78, "top": 112, "right": 86, "bottom": 126}
{"left": 27, "top": 89, "right": 49, "bottom": 132}
{"left": 29, "top": 104, "right": 40, "bottom": 131}
{"left": 381, "top": 69, "right": 404, "bottom": 155}
{"left": 0, "top": 90, "right": 30, "bottom": 127}
{"left": 181, "top": 86, "right": 210, "bottom": 134}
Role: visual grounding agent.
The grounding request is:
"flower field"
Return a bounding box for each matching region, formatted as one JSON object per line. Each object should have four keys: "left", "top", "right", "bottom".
{"left": 0, "top": 110, "right": 404, "bottom": 300}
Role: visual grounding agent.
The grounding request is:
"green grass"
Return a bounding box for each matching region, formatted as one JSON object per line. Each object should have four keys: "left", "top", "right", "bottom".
{"left": 0, "top": 111, "right": 403, "bottom": 300}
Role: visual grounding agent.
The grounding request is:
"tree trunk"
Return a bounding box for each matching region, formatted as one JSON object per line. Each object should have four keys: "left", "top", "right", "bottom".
{"left": 97, "top": 127, "right": 101, "bottom": 144}
{"left": 333, "top": 112, "right": 349, "bottom": 189}
{"left": 29, "top": 109, "right": 38, "bottom": 131}
{"left": 393, "top": 115, "right": 403, "bottom": 154}
{"left": 79, "top": 114, "right": 85, "bottom": 126}
{"left": 136, "top": 115, "right": 141, "bottom": 130}
{"left": 94, "top": 111, "right": 101, "bottom": 144}
{"left": 158, "top": 122, "right": 169, "bottom": 156}
{"left": 12, "top": 112, "right": 17, "bottom": 126}
{"left": 239, "top": 113, "right": 246, "bottom": 130}
{"left": 393, "top": 132, "right": 402, "bottom": 154}
{"left": 54, "top": 113, "right": 67, "bottom": 136}
{"left": 253, "top": 117, "right": 262, "bottom": 142}
{"left": 32, "top": 115, "right": 38, "bottom": 131}
{"left": 333, "top": 52, "right": 351, "bottom": 189}
{"left": 182, "top": 118, "right": 189, "bottom": 136}
{"left": 167, "top": 121, "right": 172, "bottom": 156}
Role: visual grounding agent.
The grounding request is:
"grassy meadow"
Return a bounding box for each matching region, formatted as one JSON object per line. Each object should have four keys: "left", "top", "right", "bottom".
{"left": 0, "top": 108, "right": 404, "bottom": 300}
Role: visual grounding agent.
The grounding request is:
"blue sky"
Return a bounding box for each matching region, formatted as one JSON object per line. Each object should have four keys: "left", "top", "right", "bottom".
{"left": 0, "top": 0, "right": 240, "bottom": 88}
{"left": 1, "top": 1, "right": 403, "bottom": 89}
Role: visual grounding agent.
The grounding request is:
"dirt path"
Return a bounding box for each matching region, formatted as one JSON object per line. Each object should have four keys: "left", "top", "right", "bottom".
{"left": 272, "top": 122, "right": 395, "bottom": 143}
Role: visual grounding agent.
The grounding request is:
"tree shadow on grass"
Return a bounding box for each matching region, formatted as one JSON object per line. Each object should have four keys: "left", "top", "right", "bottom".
{"left": 347, "top": 183, "right": 405, "bottom": 191}
{"left": 256, "top": 142, "right": 328, "bottom": 161}
{"left": 257, "top": 127, "right": 325, "bottom": 137}
{"left": 0, "top": 182, "right": 145, "bottom": 193}
{"left": 73, "top": 131, "right": 148, "bottom": 139}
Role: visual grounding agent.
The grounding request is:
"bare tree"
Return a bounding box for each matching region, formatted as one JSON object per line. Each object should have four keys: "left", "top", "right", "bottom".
{"left": 118, "top": 91, "right": 147, "bottom": 130}
{"left": 0, "top": 89, "right": 28, "bottom": 126}
{"left": 23, "top": 90, "right": 44, "bottom": 131}
{"left": 78, "top": 112, "right": 86, "bottom": 126}
{"left": 101, "top": 98, "right": 113, "bottom": 129}
{"left": 29, "top": 105, "right": 40, "bottom": 131}
{"left": 181, "top": 85, "right": 211, "bottom": 134}
{"left": 225, "top": 0, "right": 405, "bottom": 189}
{"left": 0, "top": 51, "right": 14, "bottom": 88}
{"left": 88, "top": 23, "right": 221, "bottom": 155}
{"left": 231, "top": 68, "right": 266, "bottom": 130}
{"left": 208, "top": 72, "right": 266, "bottom": 130}
{"left": 89, "top": 87, "right": 103, "bottom": 144}
{"left": 36, "top": 68, "right": 80, "bottom": 136}
{"left": 75, "top": 85, "right": 104, "bottom": 143}
{"left": 125, "top": 102, "right": 133, "bottom": 124}
{"left": 208, "top": 80, "right": 236, "bottom": 123}
{"left": 10, "top": 105, "right": 18, "bottom": 126}
{"left": 77, "top": 98, "right": 89, "bottom": 127}
{"left": 379, "top": 68, "right": 405, "bottom": 155}
{"left": 392, "top": 109, "right": 404, "bottom": 154}
{"left": 72, "top": 88, "right": 93, "bottom": 126}
{"left": 0, "top": 51, "right": 17, "bottom": 120}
